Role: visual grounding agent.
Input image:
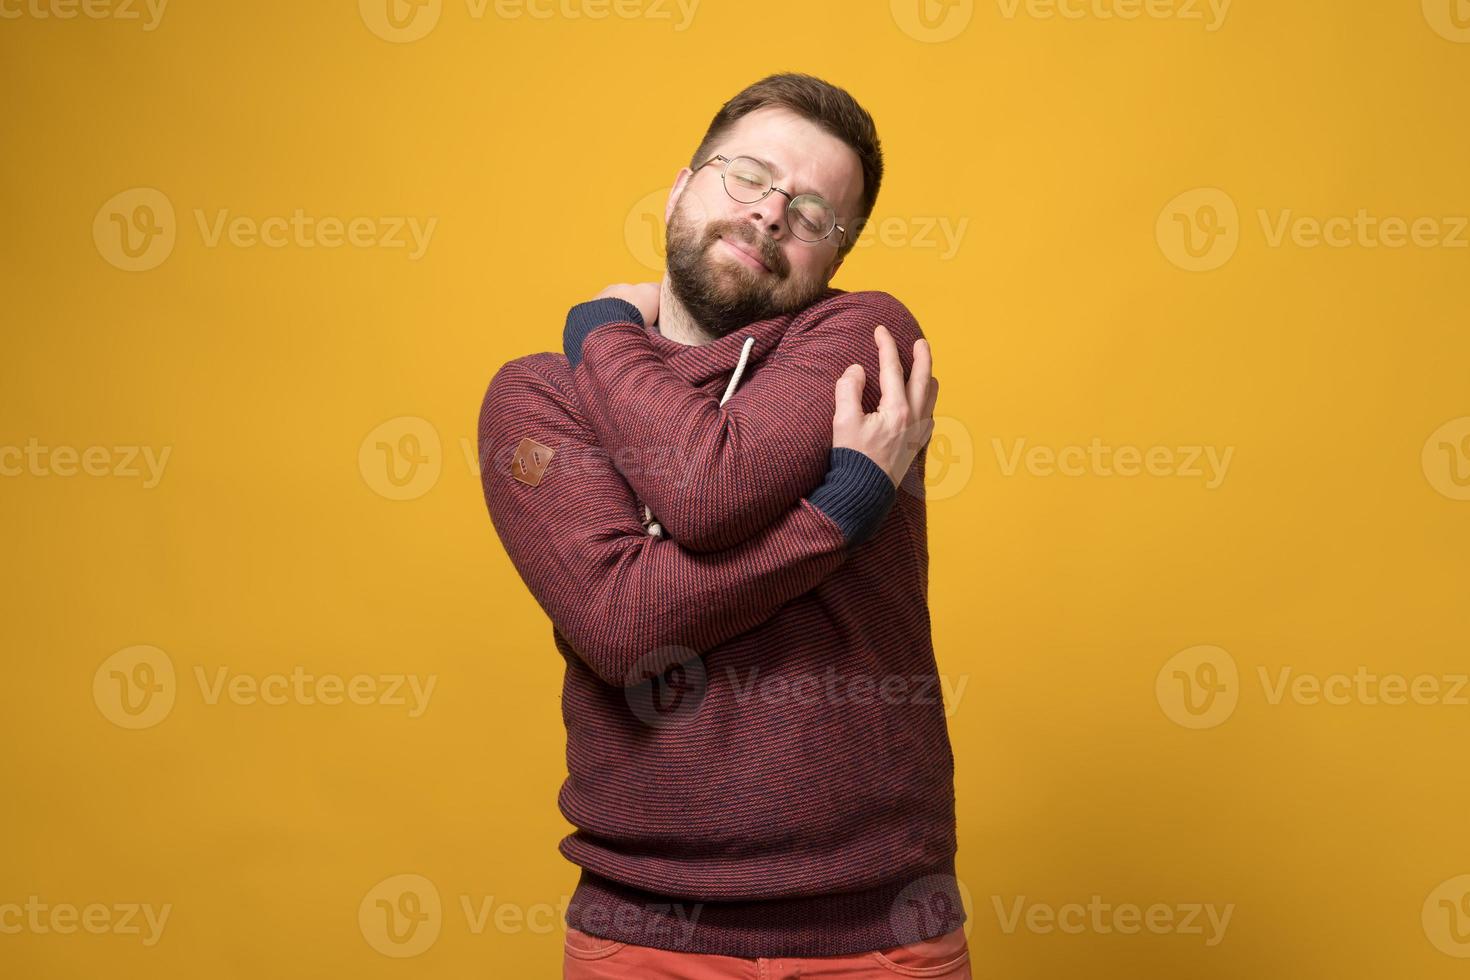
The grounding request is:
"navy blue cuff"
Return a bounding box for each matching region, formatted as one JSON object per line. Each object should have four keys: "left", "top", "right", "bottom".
{"left": 564, "top": 297, "right": 643, "bottom": 370}
{"left": 807, "top": 447, "right": 898, "bottom": 547}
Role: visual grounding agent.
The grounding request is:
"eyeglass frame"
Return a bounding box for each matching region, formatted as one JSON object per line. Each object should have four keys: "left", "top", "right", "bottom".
{"left": 692, "top": 153, "right": 848, "bottom": 249}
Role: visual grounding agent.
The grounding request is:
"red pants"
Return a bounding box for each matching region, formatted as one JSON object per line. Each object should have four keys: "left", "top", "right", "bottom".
{"left": 564, "top": 925, "right": 972, "bottom": 978}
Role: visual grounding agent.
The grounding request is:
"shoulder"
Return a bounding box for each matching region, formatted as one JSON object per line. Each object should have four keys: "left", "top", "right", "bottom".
{"left": 477, "top": 352, "right": 600, "bottom": 494}
{"left": 787, "top": 289, "right": 924, "bottom": 345}
{"left": 478, "top": 352, "right": 587, "bottom": 445}
{"left": 481, "top": 352, "right": 574, "bottom": 414}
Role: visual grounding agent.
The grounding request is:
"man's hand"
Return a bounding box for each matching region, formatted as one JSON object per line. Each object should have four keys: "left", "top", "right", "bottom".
{"left": 594, "top": 282, "right": 660, "bottom": 328}
{"left": 832, "top": 324, "right": 938, "bottom": 487}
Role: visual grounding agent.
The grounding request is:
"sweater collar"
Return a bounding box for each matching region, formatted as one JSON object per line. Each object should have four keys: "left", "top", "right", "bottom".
{"left": 642, "top": 287, "right": 845, "bottom": 387}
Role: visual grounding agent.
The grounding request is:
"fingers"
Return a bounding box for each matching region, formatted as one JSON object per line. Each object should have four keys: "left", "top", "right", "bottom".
{"left": 907, "top": 337, "right": 932, "bottom": 419}
{"left": 832, "top": 363, "right": 865, "bottom": 425}
{"left": 874, "top": 324, "right": 905, "bottom": 413}
{"left": 904, "top": 378, "right": 939, "bottom": 462}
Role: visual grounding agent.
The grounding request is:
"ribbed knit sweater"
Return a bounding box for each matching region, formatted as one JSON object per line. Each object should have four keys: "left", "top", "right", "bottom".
{"left": 476, "top": 287, "right": 962, "bottom": 958}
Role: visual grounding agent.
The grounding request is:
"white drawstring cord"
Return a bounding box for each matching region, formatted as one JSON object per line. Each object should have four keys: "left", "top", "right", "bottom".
{"left": 719, "top": 335, "right": 756, "bottom": 406}
{"left": 644, "top": 334, "right": 756, "bottom": 538}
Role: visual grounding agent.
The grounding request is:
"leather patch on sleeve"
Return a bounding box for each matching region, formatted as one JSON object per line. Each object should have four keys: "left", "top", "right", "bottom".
{"left": 510, "top": 437, "right": 554, "bottom": 487}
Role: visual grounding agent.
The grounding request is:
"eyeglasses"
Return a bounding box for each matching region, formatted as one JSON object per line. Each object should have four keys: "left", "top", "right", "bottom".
{"left": 693, "top": 154, "right": 847, "bottom": 248}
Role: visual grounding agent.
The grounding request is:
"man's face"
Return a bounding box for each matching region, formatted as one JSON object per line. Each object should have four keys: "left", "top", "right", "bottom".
{"left": 664, "top": 106, "right": 864, "bottom": 338}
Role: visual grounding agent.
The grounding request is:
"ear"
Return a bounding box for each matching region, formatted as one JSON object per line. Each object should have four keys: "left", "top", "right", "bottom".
{"left": 826, "top": 252, "right": 845, "bottom": 280}
{"left": 666, "top": 168, "right": 694, "bottom": 223}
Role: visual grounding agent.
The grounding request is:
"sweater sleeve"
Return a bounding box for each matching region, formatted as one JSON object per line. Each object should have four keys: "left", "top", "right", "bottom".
{"left": 564, "top": 290, "right": 924, "bottom": 552}
{"left": 477, "top": 359, "right": 893, "bottom": 688}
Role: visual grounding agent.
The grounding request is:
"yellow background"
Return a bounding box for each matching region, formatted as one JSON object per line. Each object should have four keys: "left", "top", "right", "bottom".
{"left": 3, "top": 0, "right": 1469, "bottom": 976}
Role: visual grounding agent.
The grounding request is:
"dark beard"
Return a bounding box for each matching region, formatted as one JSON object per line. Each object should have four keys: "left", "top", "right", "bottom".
{"left": 665, "top": 207, "right": 830, "bottom": 339}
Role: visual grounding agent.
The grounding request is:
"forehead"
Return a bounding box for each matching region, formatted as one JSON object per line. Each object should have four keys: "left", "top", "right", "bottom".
{"left": 714, "top": 106, "right": 863, "bottom": 218}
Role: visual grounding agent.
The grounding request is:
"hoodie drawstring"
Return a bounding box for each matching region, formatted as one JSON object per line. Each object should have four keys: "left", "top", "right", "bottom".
{"left": 644, "top": 334, "right": 755, "bottom": 539}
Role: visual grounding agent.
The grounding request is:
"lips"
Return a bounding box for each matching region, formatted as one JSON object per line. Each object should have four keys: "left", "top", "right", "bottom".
{"left": 718, "top": 235, "right": 773, "bottom": 274}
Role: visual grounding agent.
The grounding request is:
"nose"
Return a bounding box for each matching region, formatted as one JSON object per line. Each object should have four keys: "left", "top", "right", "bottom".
{"left": 743, "top": 195, "right": 788, "bottom": 242}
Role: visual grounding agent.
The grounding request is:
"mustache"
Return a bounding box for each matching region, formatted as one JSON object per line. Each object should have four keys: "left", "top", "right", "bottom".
{"left": 705, "top": 222, "right": 788, "bottom": 278}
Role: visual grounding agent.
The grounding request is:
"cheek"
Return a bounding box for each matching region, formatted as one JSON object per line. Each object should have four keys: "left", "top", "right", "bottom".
{"left": 674, "top": 188, "right": 720, "bottom": 237}
{"left": 786, "top": 248, "right": 828, "bottom": 279}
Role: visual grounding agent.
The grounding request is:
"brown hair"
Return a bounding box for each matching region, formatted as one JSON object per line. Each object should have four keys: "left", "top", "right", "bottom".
{"left": 689, "top": 73, "right": 883, "bottom": 259}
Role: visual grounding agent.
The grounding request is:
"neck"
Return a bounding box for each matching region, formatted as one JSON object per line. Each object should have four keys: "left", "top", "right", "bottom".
{"left": 656, "top": 278, "right": 719, "bottom": 347}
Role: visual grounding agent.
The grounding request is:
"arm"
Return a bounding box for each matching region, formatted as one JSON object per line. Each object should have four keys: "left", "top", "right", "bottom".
{"left": 563, "top": 290, "right": 927, "bottom": 552}
{"left": 477, "top": 358, "right": 896, "bottom": 688}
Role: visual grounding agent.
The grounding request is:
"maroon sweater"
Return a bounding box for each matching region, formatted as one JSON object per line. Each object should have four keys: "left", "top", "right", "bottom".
{"left": 476, "top": 287, "right": 962, "bottom": 958}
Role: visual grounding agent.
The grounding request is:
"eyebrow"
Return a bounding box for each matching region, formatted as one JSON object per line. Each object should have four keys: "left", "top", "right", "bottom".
{"left": 743, "top": 154, "right": 827, "bottom": 202}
